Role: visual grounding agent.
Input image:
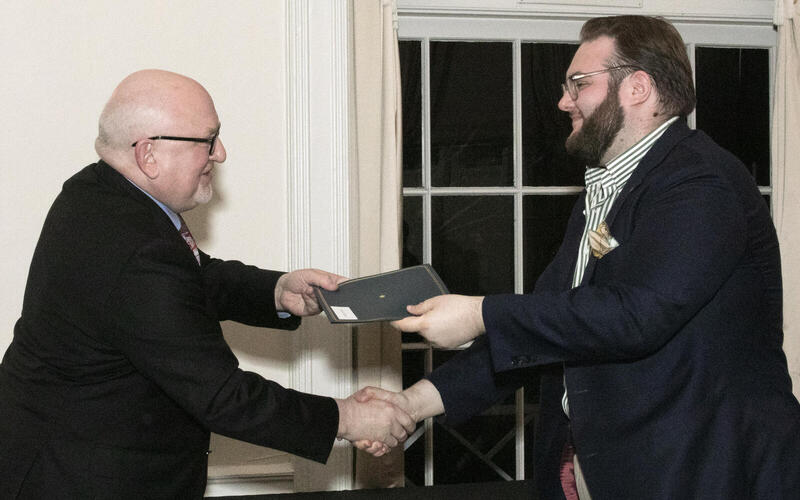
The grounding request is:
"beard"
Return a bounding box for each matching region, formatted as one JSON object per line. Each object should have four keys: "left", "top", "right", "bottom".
{"left": 193, "top": 182, "right": 213, "bottom": 206}
{"left": 565, "top": 84, "right": 625, "bottom": 167}
{"left": 192, "top": 170, "right": 215, "bottom": 207}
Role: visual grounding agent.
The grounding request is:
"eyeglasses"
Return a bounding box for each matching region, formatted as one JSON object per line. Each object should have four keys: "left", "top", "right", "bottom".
{"left": 131, "top": 130, "right": 219, "bottom": 156}
{"left": 561, "top": 65, "right": 638, "bottom": 101}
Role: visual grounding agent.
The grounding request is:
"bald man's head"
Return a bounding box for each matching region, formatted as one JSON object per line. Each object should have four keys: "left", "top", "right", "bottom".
{"left": 94, "top": 70, "right": 225, "bottom": 213}
{"left": 95, "top": 70, "right": 213, "bottom": 159}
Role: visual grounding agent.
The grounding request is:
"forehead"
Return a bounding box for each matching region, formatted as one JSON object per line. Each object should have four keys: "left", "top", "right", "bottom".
{"left": 567, "top": 36, "right": 617, "bottom": 76}
{"left": 170, "top": 91, "right": 220, "bottom": 135}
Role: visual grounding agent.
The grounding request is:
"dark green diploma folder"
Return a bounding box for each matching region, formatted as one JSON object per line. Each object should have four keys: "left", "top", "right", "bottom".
{"left": 315, "top": 264, "right": 449, "bottom": 323}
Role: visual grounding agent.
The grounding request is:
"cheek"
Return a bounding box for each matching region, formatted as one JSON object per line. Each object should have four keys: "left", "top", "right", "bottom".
{"left": 173, "top": 173, "right": 202, "bottom": 200}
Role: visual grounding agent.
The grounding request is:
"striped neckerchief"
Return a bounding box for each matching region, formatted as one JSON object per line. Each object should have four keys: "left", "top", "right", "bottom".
{"left": 563, "top": 116, "right": 678, "bottom": 418}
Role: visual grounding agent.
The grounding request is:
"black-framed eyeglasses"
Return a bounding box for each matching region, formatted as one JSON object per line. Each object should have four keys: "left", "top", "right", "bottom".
{"left": 131, "top": 130, "right": 219, "bottom": 156}
{"left": 561, "top": 65, "right": 639, "bottom": 101}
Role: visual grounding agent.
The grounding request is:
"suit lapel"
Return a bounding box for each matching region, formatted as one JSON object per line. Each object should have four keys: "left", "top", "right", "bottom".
{"left": 604, "top": 120, "right": 693, "bottom": 227}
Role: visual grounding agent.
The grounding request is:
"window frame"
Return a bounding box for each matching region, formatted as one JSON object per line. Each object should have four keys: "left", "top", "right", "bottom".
{"left": 398, "top": 13, "right": 777, "bottom": 486}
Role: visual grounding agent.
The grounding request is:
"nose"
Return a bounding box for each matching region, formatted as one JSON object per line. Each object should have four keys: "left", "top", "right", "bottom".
{"left": 211, "top": 137, "right": 226, "bottom": 163}
{"left": 558, "top": 88, "right": 574, "bottom": 112}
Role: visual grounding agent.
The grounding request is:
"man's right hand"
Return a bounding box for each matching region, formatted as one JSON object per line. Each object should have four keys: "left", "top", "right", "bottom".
{"left": 335, "top": 394, "right": 415, "bottom": 457}
{"left": 350, "top": 380, "right": 445, "bottom": 456}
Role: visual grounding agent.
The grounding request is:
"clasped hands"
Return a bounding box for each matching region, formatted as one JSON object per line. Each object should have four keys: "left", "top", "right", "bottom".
{"left": 335, "top": 390, "right": 415, "bottom": 457}
{"left": 338, "top": 379, "right": 445, "bottom": 457}
{"left": 280, "top": 280, "right": 485, "bottom": 455}
{"left": 337, "top": 295, "right": 485, "bottom": 456}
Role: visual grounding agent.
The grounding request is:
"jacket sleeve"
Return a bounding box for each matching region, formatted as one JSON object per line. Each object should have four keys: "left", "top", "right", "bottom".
{"left": 483, "top": 146, "right": 748, "bottom": 373}
{"left": 199, "top": 251, "right": 300, "bottom": 329}
{"left": 105, "top": 241, "right": 337, "bottom": 463}
{"left": 427, "top": 336, "right": 534, "bottom": 425}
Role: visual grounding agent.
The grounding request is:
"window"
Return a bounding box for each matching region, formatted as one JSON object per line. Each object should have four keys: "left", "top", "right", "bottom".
{"left": 695, "top": 46, "right": 772, "bottom": 205}
{"left": 399, "top": 17, "right": 775, "bottom": 487}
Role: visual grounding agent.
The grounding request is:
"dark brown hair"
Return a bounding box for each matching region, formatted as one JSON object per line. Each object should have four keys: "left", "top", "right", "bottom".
{"left": 580, "top": 15, "right": 696, "bottom": 117}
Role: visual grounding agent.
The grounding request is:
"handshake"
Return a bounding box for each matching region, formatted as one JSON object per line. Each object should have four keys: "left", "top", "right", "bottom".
{"left": 282, "top": 269, "right": 473, "bottom": 456}
{"left": 334, "top": 379, "right": 443, "bottom": 457}
{"left": 326, "top": 292, "right": 482, "bottom": 457}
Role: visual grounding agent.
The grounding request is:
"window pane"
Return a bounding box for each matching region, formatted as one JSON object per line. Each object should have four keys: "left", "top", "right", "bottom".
{"left": 431, "top": 196, "right": 513, "bottom": 295}
{"left": 695, "top": 47, "right": 770, "bottom": 186}
{"left": 424, "top": 350, "right": 535, "bottom": 484}
{"left": 523, "top": 194, "right": 579, "bottom": 291}
{"left": 400, "top": 40, "right": 422, "bottom": 188}
{"left": 521, "top": 43, "right": 584, "bottom": 186}
{"left": 430, "top": 42, "right": 513, "bottom": 187}
{"left": 402, "top": 196, "right": 423, "bottom": 269}
{"left": 401, "top": 347, "right": 428, "bottom": 485}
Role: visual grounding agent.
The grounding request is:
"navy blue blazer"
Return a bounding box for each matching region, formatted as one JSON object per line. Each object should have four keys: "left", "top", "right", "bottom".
{"left": 429, "top": 121, "right": 800, "bottom": 499}
{"left": 0, "top": 162, "right": 339, "bottom": 499}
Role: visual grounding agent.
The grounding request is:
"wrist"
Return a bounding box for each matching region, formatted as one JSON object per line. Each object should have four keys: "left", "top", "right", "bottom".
{"left": 334, "top": 398, "right": 348, "bottom": 439}
{"left": 403, "top": 379, "right": 443, "bottom": 422}
{"left": 474, "top": 296, "right": 486, "bottom": 334}
{"left": 398, "top": 389, "right": 419, "bottom": 423}
{"left": 275, "top": 273, "right": 287, "bottom": 311}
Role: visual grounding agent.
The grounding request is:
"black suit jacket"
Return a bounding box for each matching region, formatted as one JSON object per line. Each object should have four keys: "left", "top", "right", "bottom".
{"left": 0, "top": 161, "right": 339, "bottom": 499}
{"left": 430, "top": 121, "right": 800, "bottom": 499}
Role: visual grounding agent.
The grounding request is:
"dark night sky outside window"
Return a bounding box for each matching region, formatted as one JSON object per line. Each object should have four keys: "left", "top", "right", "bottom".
{"left": 430, "top": 42, "right": 514, "bottom": 188}
{"left": 695, "top": 47, "right": 770, "bottom": 186}
{"left": 400, "top": 41, "right": 422, "bottom": 188}
{"left": 521, "top": 43, "right": 582, "bottom": 186}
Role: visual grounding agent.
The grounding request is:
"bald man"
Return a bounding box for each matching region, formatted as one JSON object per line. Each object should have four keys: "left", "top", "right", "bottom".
{"left": 0, "top": 70, "right": 412, "bottom": 499}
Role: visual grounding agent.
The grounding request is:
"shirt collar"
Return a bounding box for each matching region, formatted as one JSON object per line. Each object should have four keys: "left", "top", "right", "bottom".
{"left": 126, "top": 179, "right": 182, "bottom": 230}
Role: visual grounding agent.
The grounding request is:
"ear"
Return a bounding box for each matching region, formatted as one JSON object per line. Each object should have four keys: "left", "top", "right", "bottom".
{"left": 622, "top": 70, "right": 653, "bottom": 107}
{"left": 133, "top": 140, "right": 159, "bottom": 179}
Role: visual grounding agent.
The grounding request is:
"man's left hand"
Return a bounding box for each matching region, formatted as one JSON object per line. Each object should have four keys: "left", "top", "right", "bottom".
{"left": 275, "top": 269, "right": 346, "bottom": 316}
{"left": 391, "top": 294, "right": 485, "bottom": 348}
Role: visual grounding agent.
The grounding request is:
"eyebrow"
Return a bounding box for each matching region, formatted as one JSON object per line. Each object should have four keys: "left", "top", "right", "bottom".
{"left": 207, "top": 123, "right": 221, "bottom": 137}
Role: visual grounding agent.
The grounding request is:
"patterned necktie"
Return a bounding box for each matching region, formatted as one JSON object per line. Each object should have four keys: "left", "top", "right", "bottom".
{"left": 178, "top": 216, "right": 201, "bottom": 265}
{"left": 559, "top": 441, "right": 580, "bottom": 500}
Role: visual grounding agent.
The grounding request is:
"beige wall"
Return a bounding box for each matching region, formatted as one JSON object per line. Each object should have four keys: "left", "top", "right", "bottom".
{"left": 0, "top": 0, "right": 295, "bottom": 386}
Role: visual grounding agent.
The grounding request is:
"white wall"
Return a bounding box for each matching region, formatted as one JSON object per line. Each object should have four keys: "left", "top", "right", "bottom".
{"left": 0, "top": 0, "right": 292, "bottom": 369}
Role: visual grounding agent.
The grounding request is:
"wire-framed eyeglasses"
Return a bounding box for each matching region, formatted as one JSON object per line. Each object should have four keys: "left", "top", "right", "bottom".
{"left": 131, "top": 130, "right": 219, "bottom": 156}
{"left": 561, "top": 65, "right": 639, "bottom": 101}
